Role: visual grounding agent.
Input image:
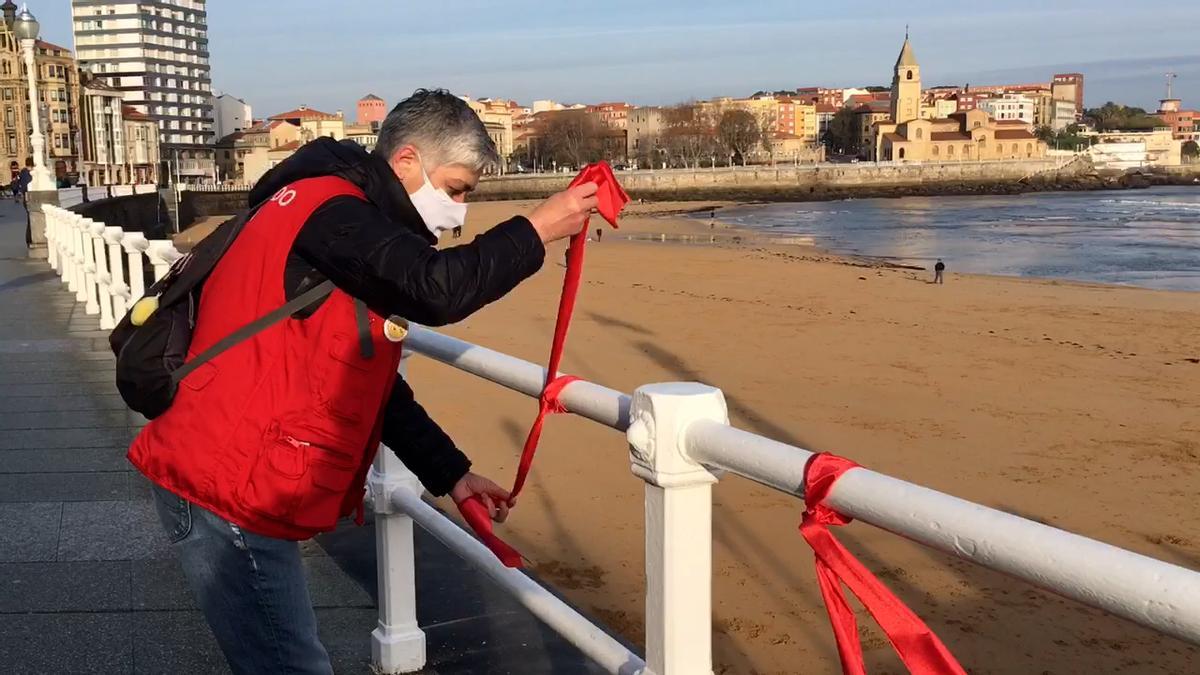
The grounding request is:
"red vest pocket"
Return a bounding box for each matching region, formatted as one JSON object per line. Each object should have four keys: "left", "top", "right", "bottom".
{"left": 179, "top": 362, "right": 218, "bottom": 391}
{"left": 239, "top": 434, "right": 358, "bottom": 532}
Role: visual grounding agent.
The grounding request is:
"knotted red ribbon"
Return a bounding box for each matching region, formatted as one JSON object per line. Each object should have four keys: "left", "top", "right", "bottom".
{"left": 801, "top": 453, "right": 966, "bottom": 675}
{"left": 457, "top": 162, "right": 629, "bottom": 567}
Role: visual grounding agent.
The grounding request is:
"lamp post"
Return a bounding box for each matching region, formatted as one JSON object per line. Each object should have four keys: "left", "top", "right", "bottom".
{"left": 15, "top": 6, "right": 58, "bottom": 260}
{"left": 15, "top": 7, "right": 54, "bottom": 191}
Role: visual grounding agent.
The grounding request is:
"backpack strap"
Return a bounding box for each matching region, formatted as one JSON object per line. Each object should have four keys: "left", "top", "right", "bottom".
{"left": 170, "top": 279, "right": 335, "bottom": 386}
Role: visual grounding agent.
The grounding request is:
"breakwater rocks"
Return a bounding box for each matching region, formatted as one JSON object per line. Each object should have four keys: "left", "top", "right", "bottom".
{"left": 475, "top": 160, "right": 1199, "bottom": 203}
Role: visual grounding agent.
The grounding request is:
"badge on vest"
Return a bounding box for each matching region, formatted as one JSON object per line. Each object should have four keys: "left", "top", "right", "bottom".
{"left": 383, "top": 317, "right": 409, "bottom": 342}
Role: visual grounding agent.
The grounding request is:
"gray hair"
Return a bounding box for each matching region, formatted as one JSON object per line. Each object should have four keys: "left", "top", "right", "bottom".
{"left": 373, "top": 89, "right": 499, "bottom": 173}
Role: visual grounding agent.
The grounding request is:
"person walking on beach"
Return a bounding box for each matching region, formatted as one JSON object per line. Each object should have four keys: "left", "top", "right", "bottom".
{"left": 934, "top": 258, "right": 945, "bottom": 284}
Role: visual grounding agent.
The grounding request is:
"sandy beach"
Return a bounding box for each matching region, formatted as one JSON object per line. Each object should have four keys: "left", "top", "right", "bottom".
{"left": 403, "top": 199, "right": 1200, "bottom": 674}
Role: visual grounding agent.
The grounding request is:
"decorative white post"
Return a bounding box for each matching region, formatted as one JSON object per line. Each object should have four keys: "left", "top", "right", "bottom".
{"left": 367, "top": 351, "right": 427, "bottom": 674}
{"left": 103, "top": 227, "right": 129, "bottom": 321}
{"left": 82, "top": 220, "right": 102, "bottom": 315}
{"left": 146, "top": 240, "right": 181, "bottom": 282}
{"left": 91, "top": 223, "right": 115, "bottom": 329}
{"left": 45, "top": 206, "right": 59, "bottom": 270}
{"left": 626, "top": 383, "right": 727, "bottom": 675}
{"left": 62, "top": 213, "right": 80, "bottom": 288}
{"left": 122, "top": 233, "right": 149, "bottom": 302}
{"left": 72, "top": 218, "right": 89, "bottom": 301}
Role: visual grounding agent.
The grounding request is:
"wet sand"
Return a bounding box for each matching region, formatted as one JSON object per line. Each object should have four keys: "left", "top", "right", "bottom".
{"left": 408, "top": 200, "right": 1200, "bottom": 674}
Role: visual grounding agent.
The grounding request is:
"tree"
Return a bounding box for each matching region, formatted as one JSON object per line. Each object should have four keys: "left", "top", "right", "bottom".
{"left": 662, "top": 103, "right": 717, "bottom": 169}
{"left": 540, "top": 111, "right": 603, "bottom": 169}
{"left": 716, "top": 109, "right": 760, "bottom": 165}
{"left": 1034, "top": 125, "right": 1056, "bottom": 144}
{"left": 821, "top": 107, "right": 858, "bottom": 155}
{"left": 1184, "top": 140, "right": 1200, "bottom": 162}
{"left": 1084, "top": 102, "right": 1166, "bottom": 132}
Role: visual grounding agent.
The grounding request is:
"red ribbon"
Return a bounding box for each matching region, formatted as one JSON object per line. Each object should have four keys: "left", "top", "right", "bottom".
{"left": 457, "top": 163, "right": 629, "bottom": 568}
{"left": 801, "top": 453, "right": 967, "bottom": 675}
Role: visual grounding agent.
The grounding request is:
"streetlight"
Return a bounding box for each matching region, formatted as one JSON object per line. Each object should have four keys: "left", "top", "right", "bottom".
{"left": 15, "top": 7, "right": 55, "bottom": 191}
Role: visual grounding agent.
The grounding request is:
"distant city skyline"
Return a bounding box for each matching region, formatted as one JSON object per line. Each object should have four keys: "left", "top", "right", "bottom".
{"left": 36, "top": 0, "right": 1199, "bottom": 118}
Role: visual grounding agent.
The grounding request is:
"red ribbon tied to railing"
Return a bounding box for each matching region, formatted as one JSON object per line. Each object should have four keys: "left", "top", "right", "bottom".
{"left": 801, "top": 453, "right": 967, "bottom": 675}
{"left": 456, "top": 162, "right": 630, "bottom": 568}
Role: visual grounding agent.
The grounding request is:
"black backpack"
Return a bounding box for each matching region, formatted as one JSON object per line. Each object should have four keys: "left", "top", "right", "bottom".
{"left": 109, "top": 209, "right": 333, "bottom": 419}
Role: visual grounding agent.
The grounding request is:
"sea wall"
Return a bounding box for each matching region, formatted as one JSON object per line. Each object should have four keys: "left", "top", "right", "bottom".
{"left": 474, "top": 158, "right": 1095, "bottom": 201}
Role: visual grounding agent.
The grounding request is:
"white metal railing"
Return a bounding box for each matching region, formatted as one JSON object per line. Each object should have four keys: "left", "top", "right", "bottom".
{"left": 39, "top": 204, "right": 1200, "bottom": 674}
{"left": 371, "top": 325, "right": 1200, "bottom": 674}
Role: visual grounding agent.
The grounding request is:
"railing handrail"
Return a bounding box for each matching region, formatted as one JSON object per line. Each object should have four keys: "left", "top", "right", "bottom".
{"left": 402, "top": 324, "right": 1200, "bottom": 646}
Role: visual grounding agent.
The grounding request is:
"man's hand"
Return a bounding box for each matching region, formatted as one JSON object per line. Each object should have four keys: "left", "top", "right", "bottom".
{"left": 450, "top": 472, "right": 512, "bottom": 523}
{"left": 527, "top": 182, "right": 599, "bottom": 244}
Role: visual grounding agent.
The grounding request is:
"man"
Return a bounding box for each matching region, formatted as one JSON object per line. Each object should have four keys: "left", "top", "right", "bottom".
{"left": 934, "top": 258, "right": 946, "bottom": 284}
{"left": 128, "top": 89, "right": 597, "bottom": 674}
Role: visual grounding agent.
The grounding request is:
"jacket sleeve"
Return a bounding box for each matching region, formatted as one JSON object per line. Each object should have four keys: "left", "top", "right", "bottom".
{"left": 380, "top": 376, "right": 472, "bottom": 497}
{"left": 293, "top": 196, "right": 545, "bottom": 326}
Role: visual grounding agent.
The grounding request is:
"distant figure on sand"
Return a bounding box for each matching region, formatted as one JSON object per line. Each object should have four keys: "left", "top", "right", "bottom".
{"left": 934, "top": 259, "right": 945, "bottom": 284}
{"left": 596, "top": 227, "right": 602, "bottom": 241}
{"left": 709, "top": 208, "right": 715, "bottom": 229}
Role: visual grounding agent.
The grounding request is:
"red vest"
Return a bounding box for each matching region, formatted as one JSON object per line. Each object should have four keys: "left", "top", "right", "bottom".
{"left": 128, "top": 176, "right": 405, "bottom": 540}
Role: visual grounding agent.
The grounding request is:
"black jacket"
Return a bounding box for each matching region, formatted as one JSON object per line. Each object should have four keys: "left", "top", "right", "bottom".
{"left": 250, "top": 138, "right": 545, "bottom": 495}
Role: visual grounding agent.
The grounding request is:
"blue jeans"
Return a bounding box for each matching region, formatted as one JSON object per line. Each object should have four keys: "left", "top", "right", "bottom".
{"left": 152, "top": 484, "right": 333, "bottom": 675}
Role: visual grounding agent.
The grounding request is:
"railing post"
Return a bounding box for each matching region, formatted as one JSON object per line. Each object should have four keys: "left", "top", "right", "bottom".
{"left": 74, "top": 218, "right": 91, "bottom": 304}
{"left": 366, "top": 350, "right": 427, "bottom": 674}
{"left": 45, "top": 206, "right": 59, "bottom": 271}
{"left": 66, "top": 214, "right": 83, "bottom": 293}
{"left": 82, "top": 219, "right": 103, "bottom": 316}
{"left": 626, "top": 383, "right": 727, "bottom": 675}
{"left": 91, "top": 221, "right": 115, "bottom": 329}
{"left": 122, "top": 233, "right": 149, "bottom": 303}
{"left": 146, "top": 240, "right": 181, "bottom": 282}
{"left": 103, "top": 227, "right": 129, "bottom": 321}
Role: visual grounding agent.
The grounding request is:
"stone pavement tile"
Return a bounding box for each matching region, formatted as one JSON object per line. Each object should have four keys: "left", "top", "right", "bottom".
{"left": 0, "top": 393, "right": 129, "bottom": 413}
{"left": 315, "top": 607, "right": 381, "bottom": 675}
{"left": 422, "top": 611, "right": 609, "bottom": 675}
{"left": 0, "top": 360, "right": 114, "bottom": 376}
{"left": 0, "top": 370, "right": 118, "bottom": 386}
{"left": 131, "top": 611, "right": 230, "bottom": 675}
{"left": 130, "top": 558, "right": 195, "bottom": 610}
{"left": 0, "top": 612, "right": 132, "bottom": 675}
{"left": 0, "top": 381, "right": 118, "bottom": 399}
{"left": 57, "top": 498, "right": 172, "bottom": 561}
{"left": 0, "top": 351, "right": 113, "bottom": 366}
{"left": 0, "top": 447, "right": 130, "bottom": 473}
{"left": 0, "top": 471, "right": 129, "bottom": 502}
{"left": 0, "top": 426, "right": 133, "bottom": 449}
{"left": 0, "top": 408, "right": 141, "bottom": 430}
{"left": 0, "top": 560, "right": 131, "bottom": 612}
{"left": 0, "top": 502, "right": 61, "bottom": 562}
{"left": 306, "top": 555, "right": 375, "bottom": 609}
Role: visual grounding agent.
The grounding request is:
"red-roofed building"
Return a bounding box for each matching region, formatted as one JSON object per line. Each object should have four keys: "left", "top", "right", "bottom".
{"left": 1155, "top": 97, "right": 1200, "bottom": 142}
{"left": 587, "top": 102, "right": 632, "bottom": 130}
{"left": 268, "top": 105, "right": 346, "bottom": 142}
{"left": 357, "top": 94, "right": 387, "bottom": 128}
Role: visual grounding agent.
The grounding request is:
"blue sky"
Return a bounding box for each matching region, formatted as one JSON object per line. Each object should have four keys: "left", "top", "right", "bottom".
{"left": 35, "top": 1, "right": 1200, "bottom": 117}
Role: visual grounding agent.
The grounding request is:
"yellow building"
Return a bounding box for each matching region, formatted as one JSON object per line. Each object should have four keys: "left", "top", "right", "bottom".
{"left": 872, "top": 35, "right": 1047, "bottom": 162}
{"left": 268, "top": 106, "right": 345, "bottom": 142}
{"left": 462, "top": 96, "right": 514, "bottom": 168}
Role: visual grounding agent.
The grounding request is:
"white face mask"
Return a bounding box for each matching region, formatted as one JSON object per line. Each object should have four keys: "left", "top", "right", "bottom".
{"left": 408, "top": 155, "right": 468, "bottom": 239}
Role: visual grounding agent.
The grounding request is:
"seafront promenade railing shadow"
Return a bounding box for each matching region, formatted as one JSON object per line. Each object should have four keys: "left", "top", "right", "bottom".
{"left": 37, "top": 202, "right": 1200, "bottom": 675}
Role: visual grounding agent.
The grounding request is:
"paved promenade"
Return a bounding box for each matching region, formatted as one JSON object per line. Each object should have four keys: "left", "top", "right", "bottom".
{"left": 0, "top": 199, "right": 609, "bottom": 674}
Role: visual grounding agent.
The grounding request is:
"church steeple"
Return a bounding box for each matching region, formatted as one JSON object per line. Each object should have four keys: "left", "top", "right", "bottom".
{"left": 890, "top": 31, "right": 922, "bottom": 123}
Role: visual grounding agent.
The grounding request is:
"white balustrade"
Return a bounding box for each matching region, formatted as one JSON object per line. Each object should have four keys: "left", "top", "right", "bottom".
{"left": 103, "top": 227, "right": 130, "bottom": 321}
{"left": 72, "top": 217, "right": 88, "bottom": 301}
{"left": 44, "top": 205, "right": 60, "bottom": 271}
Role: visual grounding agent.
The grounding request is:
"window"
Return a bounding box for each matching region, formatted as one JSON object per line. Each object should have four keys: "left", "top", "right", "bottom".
{"left": 932, "top": 145, "right": 939, "bottom": 157}
{"left": 915, "top": 128, "right": 923, "bottom": 140}
{"left": 948, "top": 145, "right": 955, "bottom": 156}
{"left": 1026, "top": 143, "right": 1033, "bottom": 156}
{"left": 1012, "top": 143, "right": 1019, "bottom": 153}
{"left": 898, "top": 147, "right": 906, "bottom": 159}
{"left": 6, "top": 133, "right": 13, "bottom": 154}
{"left": 963, "top": 145, "right": 971, "bottom": 157}
{"left": 906, "top": 70, "right": 913, "bottom": 80}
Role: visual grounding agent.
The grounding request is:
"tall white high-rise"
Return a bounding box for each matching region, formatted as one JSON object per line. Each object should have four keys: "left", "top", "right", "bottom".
{"left": 71, "top": 0, "right": 214, "bottom": 181}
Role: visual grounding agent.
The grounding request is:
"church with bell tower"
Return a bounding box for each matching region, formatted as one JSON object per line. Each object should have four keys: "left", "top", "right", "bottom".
{"left": 891, "top": 29, "right": 921, "bottom": 124}
{"left": 869, "top": 31, "right": 1047, "bottom": 163}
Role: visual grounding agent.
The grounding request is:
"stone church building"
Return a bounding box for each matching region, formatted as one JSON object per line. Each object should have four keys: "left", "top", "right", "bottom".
{"left": 872, "top": 36, "right": 1047, "bottom": 162}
